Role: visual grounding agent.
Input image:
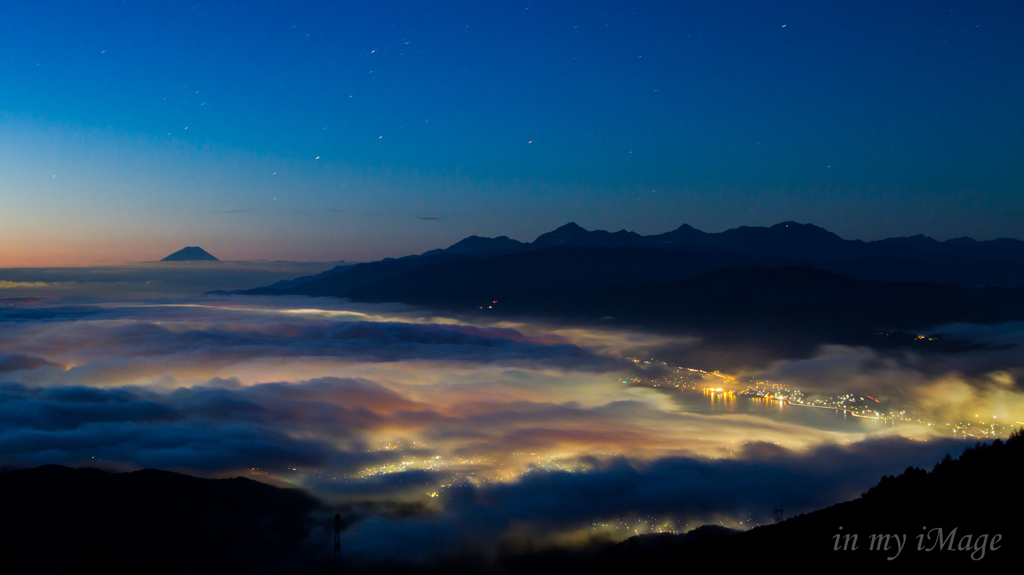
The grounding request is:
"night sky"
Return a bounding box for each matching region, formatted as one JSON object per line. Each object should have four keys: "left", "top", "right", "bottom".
{"left": 2, "top": 0, "right": 1022, "bottom": 265}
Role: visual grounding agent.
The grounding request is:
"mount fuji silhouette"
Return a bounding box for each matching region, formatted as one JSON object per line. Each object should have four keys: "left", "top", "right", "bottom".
{"left": 161, "top": 246, "right": 219, "bottom": 261}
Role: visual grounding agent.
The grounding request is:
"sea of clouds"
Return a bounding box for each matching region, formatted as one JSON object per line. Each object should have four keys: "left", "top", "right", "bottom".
{"left": 2, "top": 292, "right": 1021, "bottom": 562}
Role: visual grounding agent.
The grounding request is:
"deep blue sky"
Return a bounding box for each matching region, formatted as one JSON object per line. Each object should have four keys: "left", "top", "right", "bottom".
{"left": 2, "top": 1, "right": 1022, "bottom": 263}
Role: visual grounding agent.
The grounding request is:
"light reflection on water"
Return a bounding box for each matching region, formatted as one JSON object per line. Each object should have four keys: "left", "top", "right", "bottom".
{"left": 671, "top": 390, "right": 891, "bottom": 433}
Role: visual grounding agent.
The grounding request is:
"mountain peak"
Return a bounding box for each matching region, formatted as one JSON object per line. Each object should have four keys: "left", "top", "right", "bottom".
{"left": 444, "top": 235, "right": 523, "bottom": 254}
{"left": 770, "top": 221, "right": 827, "bottom": 232}
{"left": 532, "top": 223, "right": 590, "bottom": 245}
{"left": 531, "top": 222, "right": 649, "bottom": 248}
{"left": 161, "top": 246, "right": 219, "bottom": 262}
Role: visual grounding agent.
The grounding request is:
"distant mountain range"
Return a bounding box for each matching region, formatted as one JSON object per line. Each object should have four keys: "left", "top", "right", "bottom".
{"left": 161, "top": 246, "right": 219, "bottom": 261}
{"left": 531, "top": 221, "right": 1024, "bottom": 263}
{"left": 239, "top": 222, "right": 1024, "bottom": 293}
{"left": 420, "top": 220, "right": 1024, "bottom": 266}
{"left": 222, "top": 222, "right": 1024, "bottom": 352}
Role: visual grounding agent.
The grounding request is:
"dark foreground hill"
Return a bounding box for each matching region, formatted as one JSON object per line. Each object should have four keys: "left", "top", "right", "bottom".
{"left": 1, "top": 433, "right": 1020, "bottom": 573}
{"left": 371, "top": 432, "right": 1024, "bottom": 573}
{"left": 0, "top": 466, "right": 327, "bottom": 574}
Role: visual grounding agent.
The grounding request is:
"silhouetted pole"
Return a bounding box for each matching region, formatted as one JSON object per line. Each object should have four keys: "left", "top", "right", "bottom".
{"left": 333, "top": 514, "right": 342, "bottom": 565}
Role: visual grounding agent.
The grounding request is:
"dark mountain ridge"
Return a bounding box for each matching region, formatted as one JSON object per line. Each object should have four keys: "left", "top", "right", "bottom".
{"left": 340, "top": 263, "right": 1024, "bottom": 353}
{"left": 244, "top": 250, "right": 516, "bottom": 297}
{"left": 530, "top": 221, "right": 1024, "bottom": 264}
{"left": 426, "top": 235, "right": 524, "bottom": 254}
{"left": 259, "top": 262, "right": 355, "bottom": 291}
{"left": 234, "top": 222, "right": 1024, "bottom": 298}
{"left": 224, "top": 222, "right": 1024, "bottom": 357}
{"left": 532, "top": 222, "right": 646, "bottom": 248}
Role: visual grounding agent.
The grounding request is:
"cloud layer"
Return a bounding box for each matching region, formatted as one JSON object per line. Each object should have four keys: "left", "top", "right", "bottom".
{"left": 337, "top": 436, "right": 971, "bottom": 563}
{"left": 1, "top": 296, "right": 1021, "bottom": 563}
